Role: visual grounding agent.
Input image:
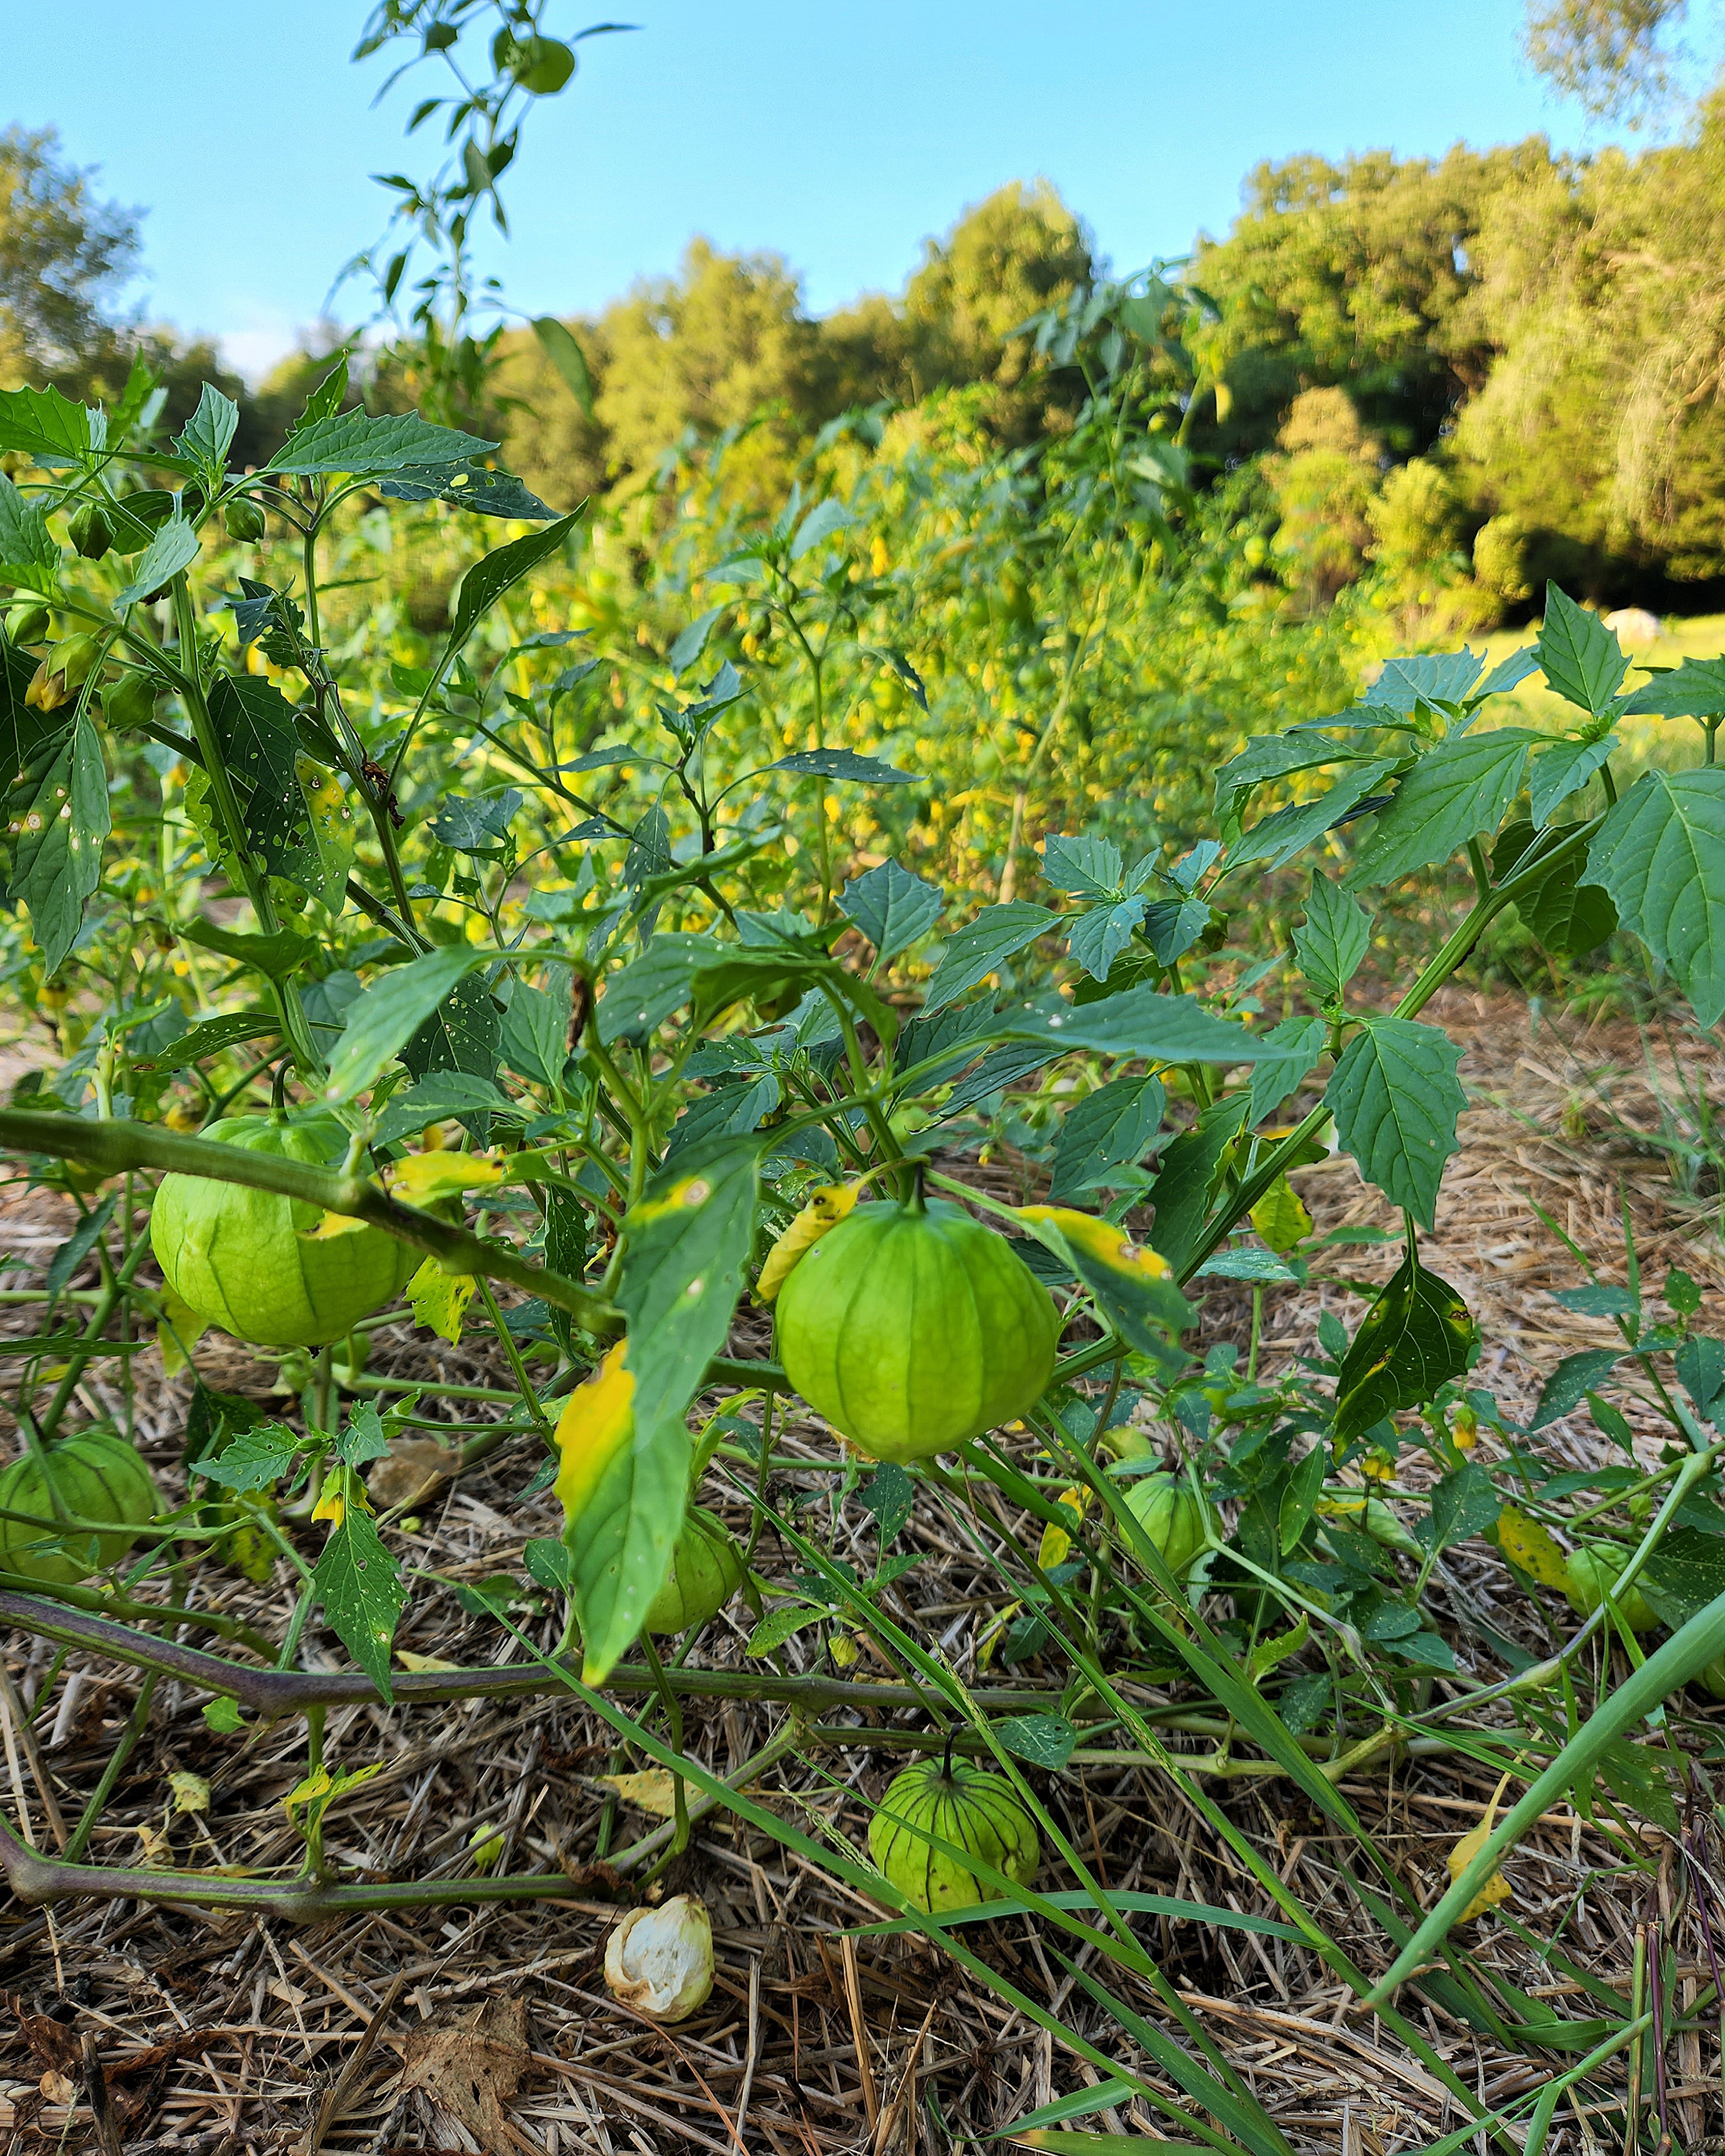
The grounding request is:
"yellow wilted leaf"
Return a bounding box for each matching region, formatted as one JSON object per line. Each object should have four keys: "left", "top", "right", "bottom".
{"left": 1249, "top": 1175, "right": 1312, "bottom": 1255}
{"left": 756, "top": 1181, "right": 859, "bottom": 1303}
{"left": 388, "top": 1150, "right": 507, "bottom": 1205}
{"left": 829, "top": 1632, "right": 860, "bottom": 1668}
{"left": 168, "top": 1770, "right": 210, "bottom": 1815}
{"left": 599, "top": 1769, "right": 679, "bottom": 1818}
{"left": 1017, "top": 1204, "right": 1171, "bottom": 1280}
{"left": 397, "top": 1650, "right": 463, "bottom": 1673}
{"left": 1448, "top": 1771, "right": 1514, "bottom": 1921}
{"left": 406, "top": 1255, "right": 477, "bottom": 1345}
{"left": 1498, "top": 1505, "right": 1570, "bottom": 1589}
{"left": 554, "top": 1340, "right": 635, "bottom": 1533}
{"left": 976, "top": 1601, "right": 1021, "bottom": 1671}
{"left": 1038, "top": 1487, "right": 1088, "bottom": 1570}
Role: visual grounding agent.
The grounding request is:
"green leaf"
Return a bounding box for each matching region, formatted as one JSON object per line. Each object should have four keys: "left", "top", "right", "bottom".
{"left": 179, "top": 918, "right": 316, "bottom": 980}
{"left": 1530, "top": 1348, "right": 1627, "bottom": 1430}
{"left": 1428, "top": 1461, "right": 1500, "bottom": 1551}
{"left": 921, "top": 903, "right": 1056, "bottom": 1011}
{"left": 1333, "top": 1244, "right": 1474, "bottom": 1444}
{"left": 1247, "top": 1015, "right": 1325, "bottom": 1125}
{"left": 597, "top": 933, "right": 705, "bottom": 1042}
{"left": 1049, "top": 1073, "right": 1164, "bottom": 1199}
{"left": 1212, "top": 731, "right": 1356, "bottom": 823}
{"left": 788, "top": 497, "right": 850, "bottom": 561}
{"left": 268, "top": 409, "right": 496, "bottom": 478}
{"left": 994, "top": 1713, "right": 1078, "bottom": 1770}
{"left": 569, "top": 1135, "right": 762, "bottom": 1683}
{"left": 668, "top": 606, "right": 723, "bottom": 676}
{"left": 116, "top": 516, "right": 201, "bottom": 607}
{"left": 1144, "top": 1094, "right": 1249, "bottom": 1273}
{"left": 1041, "top": 831, "right": 1125, "bottom": 899}
{"left": 1292, "top": 875, "right": 1368, "bottom": 998}
{"left": 0, "top": 475, "right": 57, "bottom": 590}
{"left": 531, "top": 316, "right": 595, "bottom": 415}
{"left": 323, "top": 946, "right": 488, "bottom": 1101}
{"left": 1538, "top": 584, "right": 1627, "bottom": 716}
{"left": 1015, "top": 1208, "right": 1190, "bottom": 1364}
{"left": 447, "top": 513, "right": 582, "bottom": 650}
{"left": 1, "top": 663, "right": 110, "bottom": 975}
{"left": 1621, "top": 655, "right": 1725, "bottom": 718}
{"left": 374, "top": 1072, "right": 517, "bottom": 1145}
{"left": 202, "top": 1695, "right": 243, "bottom": 1735}
{"left": 1324, "top": 1018, "right": 1465, "bottom": 1228}
{"left": 994, "top": 986, "right": 1268, "bottom": 1065}
{"left": 172, "top": 383, "right": 239, "bottom": 484}
{"left": 1225, "top": 759, "right": 1397, "bottom": 874}
{"left": 401, "top": 970, "right": 502, "bottom": 1103}
{"left": 312, "top": 1494, "right": 408, "bottom": 1705}
{"left": 202, "top": 674, "right": 348, "bottom": 902}
{"left": 1373, "top": 650, "right": 1485, "bottom": 708}
{"left": 1528, "top": 736, "right": 1615, "bottom": 826}
{"left": 1345, "top": 731, "right": 1539, "bottom": 888}
{"left": 127, "top": 1010, "right": 277, "bottom": 1073}
{"left": 1279, "top": 1444, "right": 1325, "bottom": 1553}
{"left": 1065, "top": 897, "right": 1147, "bottom": 983}
{"left": 1497, "top": 823, "right": 1619, "bottom": 956}
{"left": 839, "top": 860, "right": 942, "bottom": 958}
{"left": 1584, "top": 767, "right": 1725, "bottom": 1025}
{"left": 1639, "top": 1529, "right": 1725, "bottom": 1628}
{"left": 499, "top": 982, "right": 566, "bottom": 1088}
{"left": 201, "top": 1421, "right": 304, "bottom": 1493}
{"left": 745, "top": 1604, "right": 826, "bottom": 1655}
{"left": 0, "top": 384, "right": 98, "bottom": 467}
{"left": 767, "top": 748, "right": 913, "bottom": 784}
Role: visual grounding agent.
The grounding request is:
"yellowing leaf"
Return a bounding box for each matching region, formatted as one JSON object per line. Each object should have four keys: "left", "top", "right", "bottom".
{"left": 407, "top": 1255, "right": 477, "bottom": 1344}
{"left": 168, "top": 1770, "right": 210, "bottom": 1815}
{"left": 397, "top": 1649, "right": 462, "bottom": 1673}
{"left": 554, "top": 1340, "right": 635, "bottom": 1532}
{"left": 1448, "top": 1771, "right": 1514, "bottom": 1922}
{"left": 976, "top": 1600, "right": 1021, "bottom": 1671}
{"left": 388, "top": 1149, "right": 507, "bottom": 1205}
{"left": 1249, "top": 1174, "right": 1312, "bottom": 1254}
{"left": 829, "top": 1632, "right": 860, "bottom": 1668}
{"left": 1038, "top": 1487, "right": 1088, "bottom": 1571}
{"left": 756, "top": 1181, "right": 859, "bottom": 1303}
{"left": 1017, "top": 1204, "right": 1171, "bottom": 1280}
{"left": 1498, "top": 1505, "right": 1570, "bottom": 1590}
{"left": 299, "top": 1209, "right": 370, "bottom": 1242}
{"left": 599, "top": 1768, "right": 679, "bottom": 1818}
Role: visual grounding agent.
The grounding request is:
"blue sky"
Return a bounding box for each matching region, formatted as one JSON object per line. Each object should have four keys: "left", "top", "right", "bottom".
{"left": 9, "top": 0, "right": 1608, "bottom": 379}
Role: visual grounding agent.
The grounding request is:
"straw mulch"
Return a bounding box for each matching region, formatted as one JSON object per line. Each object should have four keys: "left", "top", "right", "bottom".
{"left": 0, "top": 989, "right": 1722, "bottom": 2154}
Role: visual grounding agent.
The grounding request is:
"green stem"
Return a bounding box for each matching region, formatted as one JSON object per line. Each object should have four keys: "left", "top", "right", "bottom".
{"left": 34, "top": 1229, "right": 154, "bottom": 1445}
{"left": 64, "top": 1671, "right": 156, "bottom": 1863}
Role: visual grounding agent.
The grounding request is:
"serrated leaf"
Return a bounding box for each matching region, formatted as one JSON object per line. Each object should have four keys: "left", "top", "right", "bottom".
{"left": 1530, "top": 1348, "right": 1627, "bottom": 1430}
{"left": 1373, "top": 650, "right": 1485, "bottom": 709}
{"left": 767, "top": 748, "right": 913, "bottom": 784}
{"left": 429, "top": 788, "right": 521, "bottom": 853}
{"left": 0, "top": 383, "right": 97, "bottom": 467}
{"left": 921, "top": 903, "right": 1056, "bottom": 1011}
{"left": 1066, "top": 896, "right": 1146, "bottom": 982}
{"left": 172, "top": 383, "right": 239, "bottom": 481}
{"left": 1141, "top": 1094, "right": 1248, "bottom": 1274}
{"left": 1049, "top": 1073, "right": 1165, "bottom": 1199}
{"left": 839, "top": 860, "right": 942, "bottom": 959}
{"left": 1, "top": 688, "right": 109, "bottom": 975}
{"left": 1213, "top": 731, "right": 1356, "bottom": 822}
{"left": 202, "top": 1422, "right": 304, "bottom": 1493}
{"left": 1333, "top": 1244, "right": 1475, "bottom": 1444}
{"left": 269, "top": 408, "right": 495, "bottom": 478}
{"left": 1584, "top": 767, "right": 1725, "bottom": 1025}
{"left": 1041, "top": 831, "right": 1124, "bottom": 899}
{"left": 1293, "top": 876, "right": 1368, "bottom": 998}
{"left": 323, "top": 946, "right": 488, "bottom": 1101}
{"left": 1621, "top": 655, "right": 1725, "bottom": 718}
{"left": 993, "top": 985, "right": 1267, "bottom": 1065}
{"left": 204, "top": 674, "right": 344, "bottom": 901}
{"left": 406, "top": 1256, "right": 476, "bottom": 1344}
{"left": 1247, "top": 1015, "right": 1326, "bottom": 1125}
{"left": 0, "top": 474, "right": 57, "bottom": 590}
{"left": 1528, "top": 736, "right": 1616, "bottom": 826}
{"left": 1324, "top": 1018, "right": 1464, "bottom": 1228}
{"left": 788, "top": 497, "right": 850, "bottom": 561}
{"left": 1538, "top": 585, "right": 1628, "bottom": 716}
{"left": 312, "top": 1499, "right": 408, "bottom": 1704}
{"left": 1346, "top": 731, "right": 1539, "bottom": 888}
{"left": 116, "top": 516, "right": 200, "bottom": 607}
{"left": 400, "top": 970, "right": 502, "bottom": 1112}
{"left": 1428, "top": 1461, "right": 1500, "bottom": 1551}
{"left": 1226, "top": 759, "right": 1397, "bottom": 874}
{"left": 1015, "top": 1204, "right": 1190, "bottom": 1361}
{"left": 499, "top": 982, "right": 566, "bottom": 1088}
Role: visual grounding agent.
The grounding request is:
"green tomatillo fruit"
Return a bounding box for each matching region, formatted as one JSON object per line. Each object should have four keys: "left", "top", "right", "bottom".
{"left": 224, "top": 497, "right": 266, "bottom": 543}
{"left": 68, "top": 503, "right": 114, "bottom": 560}
{"left": 150, "top": 1114, "right": 417, "bottom": 1348}
{"left": 774, "top": 1190, "right": 1058, "bottom": 1462}
{"left": 868, "top": 1752, "right": 1040, "bottom": 1912}
{"left": 644, "top": 1507, "right": 744, "bottom": 1634}
{"left": 1562, "top": 1541, "right": 1657, "bottom": 1633}
{"left": 104, "top": 670, "right": 159, "bottom": 731}
{"left": 5, "top": 601, "right": 50, "bottom": 645}
{"left": 0, "top": 1430, "right": 159, "bottom": 1585}
{"left": 1122, "top": 1472, "right": 1212, "bottom": 1579}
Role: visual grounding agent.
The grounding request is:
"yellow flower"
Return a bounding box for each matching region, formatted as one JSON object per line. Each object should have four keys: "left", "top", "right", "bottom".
{"left": 1448, "top": 1772, "right": 1514, "bottom": 1922}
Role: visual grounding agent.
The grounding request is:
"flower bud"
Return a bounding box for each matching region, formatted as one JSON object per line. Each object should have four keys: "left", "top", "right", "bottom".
{"left": 25, "top": 634, "right": 105, "bottom": 712}
{"left": 604, "top": 1896, "right": 714, "bottom": 2022}
{"left": 225, "top": 497, "right": 266, "bottom": 543}
{"left": 68, "top": 504, "right": 114, "bottom": 560}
